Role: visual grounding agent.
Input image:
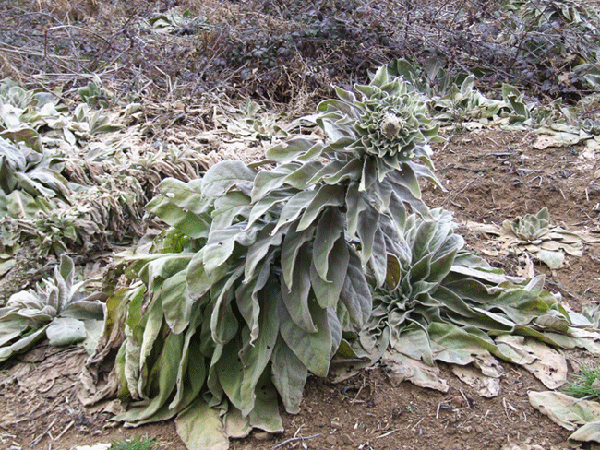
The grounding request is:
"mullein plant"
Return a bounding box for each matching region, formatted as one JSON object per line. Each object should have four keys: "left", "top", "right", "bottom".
{"left": 95, "top": 63, "right": 443, "bottom": 444}
{"left": 82, "top": 61, "right": 600, "bottom": 449}
{"left": 358, "top": 208, "right": 583, "bottom": 373}
{"left": 0, "top": 254, "right": 105, "bottom": 362}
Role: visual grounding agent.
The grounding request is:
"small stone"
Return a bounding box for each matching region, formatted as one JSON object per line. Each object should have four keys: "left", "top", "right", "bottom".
{"left": 326, "top": 434, "right": 338, "bottom": 445}
{"left": 341, "top": 433, "right": 354, "bottom": 445}
{"left": 254, "top": 431, "right": 271, "bottom": 441}
{"left": 391, "top": 408, "right": 403, "bottom": 419}
{"left": 450, "top": 396, "right": 468, "bottom": 408}
{"left": 474, "top": 425, "right": 484, "bottom": 434}
{"left": 331, "top": 420, "right": 343, "bottom": 428}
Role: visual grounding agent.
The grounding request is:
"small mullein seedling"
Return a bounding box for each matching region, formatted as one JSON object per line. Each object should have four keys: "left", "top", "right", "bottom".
{"left": 110, "top": 435, "right": 158, "bottom": 450}
{"left": 563, "top": 361, "right": 600, "bottom": 399}
{"left": 0, "top": 254, "right": 106, "bottom": 362}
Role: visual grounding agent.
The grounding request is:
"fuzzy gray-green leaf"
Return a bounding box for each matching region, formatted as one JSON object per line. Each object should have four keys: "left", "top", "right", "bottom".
{"left": 201, "top": 160, "right": 256, "bottom": 197}
{"left": 356, "top": 204, "right": 379, "bottom": 264}
{"left": 186, "top": 250, "right": 228, "bottom": 301}
{"left": 311, "top": 238, "right": 349, "bottom": 309}
{"left": 46, "top": 317, "right": 86, "bottom": 346}
{"left": 202, "top": 226, "right": 243, "bottom": 274}
{"left": 266, "top": 137, "right": 315, "bottom": 161}
{"left": 345, "top": 182, "right": 367, "bottom": 238}
{"left": 297, "top": 184, "right": 345, "bottom": 232}
{"left": 272, "top": 190, "right": 318, "bottom": 235}
{"left": 244, "top": 223, "right": 282, "bottom": 283}
{"left": 211, "top": 192, "right": 251, "bottom": 231}
{"left": 250, "top": 163, "right": 296, "bottom": 203}
{"left": 238, "top": 278, "right": 280, "bottom": 415}
{"left": 210, "top": 267, "right": 243, "bottom": 344}
{"left": 281, "top": 243, "right": 316, "bottom": 333}
{"left": 278, "top": 296, "right": 331, "bottom": 377}
{"left": 149, "top": 178, "right": 206, "bottom": 215}
{"left": 281, "top": 220, "right": 316, "bottom": 290}
{"left": 270, "top": 334, "right": 308, "bottom": 414}
{"left": 282, "top": 160, "right": 325, "bottom": 190}
{"left": 237, "top": 255, "right": 274, "bottom": 344}
{"left": 339, "top": 249, "right": 372, "bottom": 326}
{"left": 246, "top": 189, "right": 293, "bottom": 229}
{"left": 313, "top": 208, "right": 344, "bottom": 281}
{"left": 0, "top": 326, "right": 47, "bottom": 363}
{"left": 161, "top": 270, "right": 193, "bottom": 335}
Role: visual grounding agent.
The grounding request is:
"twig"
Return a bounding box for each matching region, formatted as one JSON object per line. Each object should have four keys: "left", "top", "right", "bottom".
{"left": 351, "top": 376, "right": 368, "bottom": 406}
{"left": 376, "top": 429, "right": 400, "bottom": 439}
{"left": 271, "top": 433, "right": 321, "bottom": 449}
{"left": 502, "top": 397, "right": 517, "bottom": 420}
{"left": 47, "top": 25, "right": 112, "bottom": 46}
{"left": 436, "top": 402, "right": 452, "bottom": 419}
{"left": 30, "top": 418, "right": 56, "bottom": 447}
{"left": 0, "top": 44, "right": 84, "bottom": 61}
{"left": 459, "top": 389, "right": 471, "bottom": 408}
{"left": 410, "top": 417, "right": 425, "bottom": 430}
{"left": 571, "top": 219, "right": 594, "bottom": 226}
{"left": 52, "top": 420, "right": 74, "bottom": 441}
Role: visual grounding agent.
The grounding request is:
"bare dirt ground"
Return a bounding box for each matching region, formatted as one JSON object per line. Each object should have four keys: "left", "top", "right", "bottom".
{"left": 2, "top": 128, "right": 600, "bottom": 450}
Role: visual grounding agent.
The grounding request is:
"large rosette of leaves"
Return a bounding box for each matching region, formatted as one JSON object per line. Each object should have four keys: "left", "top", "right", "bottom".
{"left": 109, "top": 169, "right": 374, "bottom": 440}
{"left": 323, "top": 68, "right": 439, "bottom": 163}
{"left": 280, "top": 63, "right": 443, "bottom": 199}
{"left": 97, "top": 62, "right": 444, "bottom": 448}
{"left": 359, "top": 208, "right": 593, "bottom": 372}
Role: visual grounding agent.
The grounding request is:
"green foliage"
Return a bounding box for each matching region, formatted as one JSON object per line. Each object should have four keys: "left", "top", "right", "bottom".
{"left": 358, "top": 208, "right": 578, "bottom": 369}
{"left": 0, "top": 78, "right": 58, "bottom": 152}
{"left": 69, "top": 103, "right": 122, "bottom": 140}
{"left": 110, "top": 435, "right": 158, "bottom": 450}
{"left": 563, "top": 361, "right": 600, "bottom": 399}
{"left": 92, "top": 60, "right": 595, "bottom": 449}
{"left": 0, "top": 254, "right": 106, "bottom": 363}
{"left": 148, "top": 8, "right": 209, "bottom": 35}
{"left": 481, "top": 206, "right": 588, "bottom": 269}
{"left": 0, "top": 139, "right": 69, "bottom": 211}
{"left": 0, "top": 79, "right": 71, "bottom": 214}
{"left": 105, "top": 63, "right": 443, "bottom": 443}
{"left": 78, "top": 76, "right": 114, "bottom": 109}
{"left": 388, "top": 59, "right": 536, "bottom": 128}
{"left": 507, "top": 207, "right": 550, "bottom": 241}
{"left": 0, "top": 78, "right": 120, "bottom": 151}
{"left": 0, "top": 79, "right": 146, "bottom": 258}
{"left": 225, "top": 99, "right": 289, "bottom": 142}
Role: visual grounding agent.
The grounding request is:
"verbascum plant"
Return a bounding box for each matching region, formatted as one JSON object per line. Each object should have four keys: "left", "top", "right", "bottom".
{"left": 359, "top": 208, "right": 584, "bottom": 372}
{"left": 94, "top": 63, "right": 443, "bottom": 447}
{"left": 0, "top": 254, "right": 105, "bottom": 362}
{"left": 385, "top": 59, "right": 535, "bottom": 127}
{"left": 507, "top": 207, "right": 550, "bottom": 241}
